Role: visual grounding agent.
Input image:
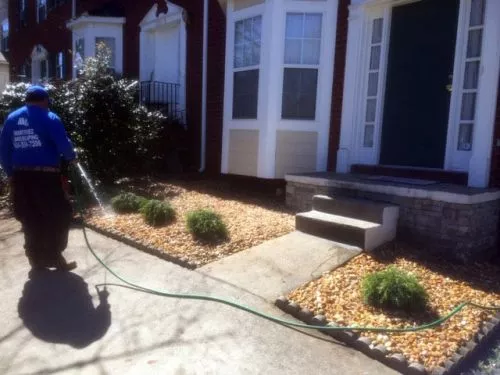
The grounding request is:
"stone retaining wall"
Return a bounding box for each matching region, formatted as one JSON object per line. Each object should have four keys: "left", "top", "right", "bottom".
{"left": 286, "top": 181, "right": 500, "bottom": 262}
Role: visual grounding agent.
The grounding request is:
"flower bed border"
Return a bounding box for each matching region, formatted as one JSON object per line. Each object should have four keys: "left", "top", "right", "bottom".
{"left": 84, "top": 221, "right": 198, "bottom": 270}
{"left": 275, "top": 296, "right": 500, "bottom": 375}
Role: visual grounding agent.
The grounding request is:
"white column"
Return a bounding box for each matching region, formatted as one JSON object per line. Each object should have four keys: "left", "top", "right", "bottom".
{"left": 467, "top": 0, "right": 500, "bottom": 187}
{"left": 336, "top": 5, "right": 365, "bottom": 173}
{"left": 179, "top": 19, "right": 187, "bottom": 116}
{"left": 257, "top": 0, "right": 281, "bottom": 178}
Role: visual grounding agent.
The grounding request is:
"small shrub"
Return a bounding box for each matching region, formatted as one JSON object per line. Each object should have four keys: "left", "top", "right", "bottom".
{"left": 111, "top": 192, "right": 145, "bottom": 213}
{"left": 361, "top": 266, "right": 429, "bottom": 312}
{"left": 141, "top": 200, "right": 175, "bottom": 227}
{"left": 186, "top": 209, "right": 228, "bottom": 242}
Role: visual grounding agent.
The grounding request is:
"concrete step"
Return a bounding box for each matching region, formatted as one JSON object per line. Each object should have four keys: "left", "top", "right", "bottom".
{"left": 312, "top": 195, "right": 397, "bottom": 224}
{"left": 297, "top": 197, "right": 399, "bottom": 250}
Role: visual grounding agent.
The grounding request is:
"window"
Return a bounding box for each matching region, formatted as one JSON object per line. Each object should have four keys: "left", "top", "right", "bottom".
{"left": 40, "top": 59, "right": 48, "bottom": 80}
{"left": 95, "top": 37, "right": 116, "bottom": 69}
{"left": 1, "top": 20, "right": 8, "bottom": 52}
{"left": 47, "top": 0, "right": 68, "bottom": 12}
{"left": 281, "top": 13, "right": 322, "bottom": 120}
{"left": 457, "top": 0, "right": 485, "bottom": 151}
{"left": 19, "top": 61, "right": 31, "bottom": 82}
{"left": 37, "top": 0, "right": 47, "bottom": 23}
{"left": 362, "top": 18, "right": 383, "bottom": 148}
{"left": 19, "top": 0, "right": 27, "bottom": 26}
{"left": 56, "top": 52, "right": 65, "bottom": 79}
{"left": 232, "top": 15, "right": 262, "bottom": 119}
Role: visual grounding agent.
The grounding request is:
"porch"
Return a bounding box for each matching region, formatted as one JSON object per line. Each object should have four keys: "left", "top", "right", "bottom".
{"left": 336, "top": 0, "right": 500, "bottom": 189}
{"left": 285, "top": 171, "right": 500, "bottom": 262}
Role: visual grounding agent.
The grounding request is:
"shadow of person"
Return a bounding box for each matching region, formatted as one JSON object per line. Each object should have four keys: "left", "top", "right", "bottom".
{"left": 18, "top": 270, "right": 111, "bottom": 348}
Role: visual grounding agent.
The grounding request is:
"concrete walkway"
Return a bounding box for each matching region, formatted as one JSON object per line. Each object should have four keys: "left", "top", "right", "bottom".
{"left": 200, "top": 231, "right": 362, "bottom": 300}
{"left": 0, "top": 216, "right": 396, "bottom": 375}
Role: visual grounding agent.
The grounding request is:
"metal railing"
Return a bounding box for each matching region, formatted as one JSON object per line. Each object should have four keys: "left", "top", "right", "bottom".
{"left": 139, "top": 81, "right": 183, "bottom": 121}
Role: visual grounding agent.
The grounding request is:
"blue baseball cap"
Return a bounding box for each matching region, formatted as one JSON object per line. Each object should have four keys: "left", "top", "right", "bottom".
{"left": 25, "top": 85, "right": 49, "bottom": 102}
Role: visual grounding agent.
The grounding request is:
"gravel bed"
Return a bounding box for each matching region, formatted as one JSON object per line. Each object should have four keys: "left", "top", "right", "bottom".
{"left": 287, "top": 244, "right": 500, "bottom": 372}
{"left": 86, "top": 183, "right": 295, "bottom": 267}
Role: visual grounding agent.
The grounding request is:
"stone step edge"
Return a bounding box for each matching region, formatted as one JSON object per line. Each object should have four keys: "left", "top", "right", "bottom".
{"left": 274, "top": 296, "right": 500, "bottom": 375}
{"left": 313, "top": 194, "right": 399, "bottom": 211}
{"left": 296, "top": 211, "right": 380, "bottom": 230}
{"left": 84, "top": 222, "right": 198, "bottom": 270}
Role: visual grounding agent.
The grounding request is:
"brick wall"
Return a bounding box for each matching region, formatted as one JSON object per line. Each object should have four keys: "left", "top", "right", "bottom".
{"left": 489, "top": 71, "right": 500, "bottom": 188}
{"left": 8, "top": 0, "right": 74, "bottom": 80}
{"left": 7, "top": 0, "right": 224, "bottom": 172}
{"left": 286, "top": 181, "right": 500, "bottom": 262}
{"left": 327, "top": 0, "right": 349, "bottom": 171}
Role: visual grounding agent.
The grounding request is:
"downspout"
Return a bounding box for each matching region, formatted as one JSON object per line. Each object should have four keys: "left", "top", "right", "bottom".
{"left": 199, "top": 0, "right": 209, "bottom": 172}
{"left": 72, "top": 0, "right": 76, "bottom": 18}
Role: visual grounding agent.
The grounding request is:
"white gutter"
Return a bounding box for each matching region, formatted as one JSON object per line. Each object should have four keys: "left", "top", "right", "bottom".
{"left": 199, "top": 0, "right": 209, "bottom": 172}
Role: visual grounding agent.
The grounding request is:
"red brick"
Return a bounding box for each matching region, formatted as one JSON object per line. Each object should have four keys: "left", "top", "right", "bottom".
{"left": 8, "top": 0, "right": 224, "bottom": 172}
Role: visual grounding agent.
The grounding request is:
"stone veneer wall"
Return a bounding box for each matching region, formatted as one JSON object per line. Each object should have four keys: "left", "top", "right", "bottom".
{"left": 286, "top": 181, "right": 500, "bottom": 262}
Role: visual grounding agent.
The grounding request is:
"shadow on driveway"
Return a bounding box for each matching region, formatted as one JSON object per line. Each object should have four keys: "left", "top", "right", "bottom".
{"left": 17, "top": 270, "right": 111, "bottom": 348}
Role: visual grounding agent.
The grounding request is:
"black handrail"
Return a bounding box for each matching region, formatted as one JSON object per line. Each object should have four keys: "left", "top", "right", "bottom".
{"left": 139, "top": 81, "right": 183, "bottom": 121}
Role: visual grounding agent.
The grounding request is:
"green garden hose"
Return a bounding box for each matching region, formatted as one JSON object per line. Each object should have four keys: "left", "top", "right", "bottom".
{"left": 71, "top": 166, "right": 500, "bottom": 333}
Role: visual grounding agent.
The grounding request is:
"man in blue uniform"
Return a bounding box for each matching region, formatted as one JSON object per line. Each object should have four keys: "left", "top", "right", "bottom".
{"left": 0, "top": 85, "right": 77, "bottom": 271}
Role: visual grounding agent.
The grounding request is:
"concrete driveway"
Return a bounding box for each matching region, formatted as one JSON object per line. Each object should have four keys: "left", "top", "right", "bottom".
{"left": 0, "top": 216, "right": 396, "bottom": 375}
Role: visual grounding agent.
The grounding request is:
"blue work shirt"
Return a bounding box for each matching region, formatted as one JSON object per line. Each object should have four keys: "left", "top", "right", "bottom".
{"left": 0, "top": 105, "right": 76, "bottom": 176}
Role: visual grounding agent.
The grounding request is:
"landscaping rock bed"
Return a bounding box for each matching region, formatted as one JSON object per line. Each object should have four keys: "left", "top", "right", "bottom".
{"left": 276, "top": 244, "right": 500, "bottom": 374}
{"left": 85, "top": 183, "right": 295, "bottom": 267}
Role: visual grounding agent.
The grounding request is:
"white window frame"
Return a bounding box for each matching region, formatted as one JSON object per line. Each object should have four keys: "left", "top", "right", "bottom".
{"left": 37, "top": 0, "right": 47, "bottom": 23}
{"left": 19, "top": 0, "right": 27, "bottom": 25}
{"left": 361, "top": 17, "right": 384, "bottom": 149}
{"left": 1, "top": 20, "right": 9, "bottom": 52}
{"left": 95, "top": 36, "right": 117, "bottom": 70}
{"left": 67, "top": 16, "right": 125, "bottom": 78}
{"left": 56, "top": 51, "right": 65, "bottom": 79}
{"left": 231, "top": 14, "right": 262, "bottom": 120}
{"left": 281, "top": 12, "right": 323, "bottom": 121}
{"left": 445, "top": 0, "right": 486, "bottom": 171}
{"left": 222, "top": 0, "right": 337, "bottom": 179}
{"left": 31, "top": 44, "right": 49, "bottom": 84}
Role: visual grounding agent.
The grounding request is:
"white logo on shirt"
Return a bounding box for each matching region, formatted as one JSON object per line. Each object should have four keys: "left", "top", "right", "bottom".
{"left": 17, "top": 118, "right": 29, "bottom": 127}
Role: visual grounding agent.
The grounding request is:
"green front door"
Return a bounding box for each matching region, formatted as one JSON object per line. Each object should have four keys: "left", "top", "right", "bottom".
{"left": 379, "top": 0, "right": 460, "bottom": 168}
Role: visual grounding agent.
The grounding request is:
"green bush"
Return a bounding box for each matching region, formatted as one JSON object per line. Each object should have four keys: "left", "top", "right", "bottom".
{"left": 0, "top": 43, "right": 187, "bottom": 183}
{"left": 141, "top": 200, "right": 175, "bottom": 227}
{"left": 186, "top": 209, "right": 228, "bottom": 242}
{"left": 111, "top": 192, "right": 146, "bottom": 214}
{"left": 361, "top": 266, "right": 429, "bottom": 312}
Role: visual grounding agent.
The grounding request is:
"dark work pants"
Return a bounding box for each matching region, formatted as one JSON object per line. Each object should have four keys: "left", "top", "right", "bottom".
{"left": 12, "top": 171, "right": 72, "bottom": 265}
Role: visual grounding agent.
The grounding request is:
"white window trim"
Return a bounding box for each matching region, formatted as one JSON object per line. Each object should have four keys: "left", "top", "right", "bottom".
{"left": 337, "top": 0, "right": 500, "bottom": 188}
{"left": 281, "top": 12, "right": 323, "bottom": 121}
{"left": 445, "top": 0, "right": 488, "bottom": 173}
{"left": 232, "top": 15, "right": 262, "bottom": 120}
{"left": 1, "top": 19, "right": 9, "bottom": 52}
{"left": 222, "top": 0, "right": 338, "bottom": 178}
{"left": 31, "top": 44, "right": 49, "bottom": 84}
{"left": 95, "top": 37, "right": 117, "bottom": 70}
{"left": 67, "top": 16, "right": 125, "bottom": 78}
{"left": 37, "top": 0, "right": 47, "bottom": 23}
{"left": 139, "top": 3, "right": 187, "bottom": 120}
{"left": 56, "top": 52, "right": 65, "bottom": 79}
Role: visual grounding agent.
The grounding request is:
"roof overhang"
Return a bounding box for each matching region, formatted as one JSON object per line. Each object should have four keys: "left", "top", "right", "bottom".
{"left": 67, "top": 15, "right": 126, "bottom": 30}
